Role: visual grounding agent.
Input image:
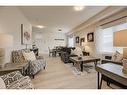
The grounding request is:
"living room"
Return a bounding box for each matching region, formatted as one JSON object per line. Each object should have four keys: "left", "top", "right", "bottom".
{"left": 0, "top": 2, "right": 127, "bottom": 93}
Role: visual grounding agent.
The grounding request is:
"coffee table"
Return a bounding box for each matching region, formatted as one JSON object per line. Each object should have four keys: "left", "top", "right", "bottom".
{"left": 69, "top": 56, "right": 100, "bottom": 72}
{"left": 96, "top": 63, "right": 127, "bottom": 89}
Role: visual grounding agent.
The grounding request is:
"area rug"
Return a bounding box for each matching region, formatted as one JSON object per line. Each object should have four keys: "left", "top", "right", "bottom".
{"left": 65, "top": 62, "right": 96, "bottom": 76}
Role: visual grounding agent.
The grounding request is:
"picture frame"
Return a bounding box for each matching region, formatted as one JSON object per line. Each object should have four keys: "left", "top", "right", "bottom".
{"left": 87, "top": 32, "right": 94, "bottom": 42}
{"left": 81, "top": 38, "right": 85, "bottom": 42}
{"left": 21, "top": 24, "right": 32, "bottom": 45}
{"left": 75, "top": 36, "right": 79, "bottom": 43}
{"left": 80, "top": 38, "right": 85, "bottom": 46}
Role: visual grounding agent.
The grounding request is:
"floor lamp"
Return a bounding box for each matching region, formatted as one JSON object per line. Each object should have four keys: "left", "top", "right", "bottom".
{"left": 113, "top": 29, "right": 127, "bottom": 74}
{"left": 0, "top": 34, "right": 13, "bottom": 68}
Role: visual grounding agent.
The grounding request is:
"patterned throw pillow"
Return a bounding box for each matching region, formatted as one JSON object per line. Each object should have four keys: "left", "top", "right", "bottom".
{"left": 0, "top": 71, "right": 23, "bottom": 88}
{"left": 23, "top": 51, "right": 36, "bottom": 61}
{"left": 112, "top": 51, "right": 123, "bottom": 62}
{"left": 73, "top": 47, "right": 83, "bottom": 56}
{"left": 12, "top": 50, "right": 27, "bottom": 63}
{"left": 71, "top": 49, "right": 75, "bottom": 55}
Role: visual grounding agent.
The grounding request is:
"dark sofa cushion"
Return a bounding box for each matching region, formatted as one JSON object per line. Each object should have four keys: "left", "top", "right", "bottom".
{"left": 60, "top": 47, "right": 76, "bottom": 63}
{"left": 61, "top": 47, "right": 75, "bottom": 55}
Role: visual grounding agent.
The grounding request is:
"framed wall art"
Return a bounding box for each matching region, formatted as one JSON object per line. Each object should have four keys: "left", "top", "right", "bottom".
{"left": 81, "top": 38, "right": 85, "bottom": 42}
{"left": 75, "top": 36, "right": 79, "bottom": 43}
{"left": 80, "top": 37, "right": 85, "bottom": 46}
{"left": 87, "top": 32, "right": 94, "bottom": 42}
{"left": 21, "top": 24, "right": 32, "bottom": 45}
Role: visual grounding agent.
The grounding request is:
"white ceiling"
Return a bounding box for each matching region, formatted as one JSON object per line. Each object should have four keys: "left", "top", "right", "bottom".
{"left": 19, "top": 6, "right": 107, "bottom": 33}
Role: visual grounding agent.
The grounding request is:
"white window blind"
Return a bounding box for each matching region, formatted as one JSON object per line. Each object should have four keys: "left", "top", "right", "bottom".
{"left": 96, "top": 23, "right": 127, "bottom": 54}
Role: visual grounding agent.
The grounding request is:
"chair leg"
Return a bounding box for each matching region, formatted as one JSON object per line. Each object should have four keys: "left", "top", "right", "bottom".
{"left": 44, "top": 66, "right": 46, "bottom": 69}
{"left": 72, "top": 62, "right": 74, "bottom": 66}
{"left": 32, "top": 75, "right": 34, "bottom": 79}
{"left": 30, "top": 74, "right": 34, "bottom": 79}
{"left": 100, "top": 76, "right": 103, "bottom": 89}
{"left": 107, "top": 81, "right": 110, "bottom": 86}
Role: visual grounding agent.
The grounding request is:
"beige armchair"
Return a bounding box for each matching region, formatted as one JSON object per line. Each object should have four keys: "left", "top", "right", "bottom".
{"left": 11, "top": 49, "right": 46, "bottom": 78}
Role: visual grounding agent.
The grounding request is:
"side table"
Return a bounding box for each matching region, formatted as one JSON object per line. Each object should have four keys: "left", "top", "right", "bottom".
{"left": 0, "top": 62, "right": 28, "bottom": 76}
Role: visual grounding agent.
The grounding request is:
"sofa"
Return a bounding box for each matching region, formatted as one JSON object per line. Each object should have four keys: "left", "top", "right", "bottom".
{"left": 0, "top": 71, "right": 33, "bottom": 89}
{"left": 60, "top": 47, "right": 85, "bottom": 63}
{"left": 60, "top": 47, "right": 76, "bottom": 63}
{"left": 12, "top": 49, "right": 46, "bottom": 78}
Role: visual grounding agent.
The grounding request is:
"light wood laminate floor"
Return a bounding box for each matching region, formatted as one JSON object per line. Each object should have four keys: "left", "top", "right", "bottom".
{"left": 32, "top": 55, "right": 120, "bottom": 89}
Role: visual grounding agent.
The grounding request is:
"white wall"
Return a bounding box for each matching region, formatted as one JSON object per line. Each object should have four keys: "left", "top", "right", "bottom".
{"left": 0, "top": 7, "right": 31, "bottom": 63}
{"left": 32, "top": 28, "right": 67, "bottom": 54}
{"left": 73, "top": 25, "right": 96, "bottom": 57}
{"left": 69, "top": 7, "right": 127, "bottom": 57}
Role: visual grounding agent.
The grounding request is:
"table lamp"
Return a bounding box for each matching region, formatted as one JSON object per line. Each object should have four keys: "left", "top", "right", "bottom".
{"left": 113, "top": 29, "right": 127, "bottom": 74}
{"left": 82, "top": 42, "right": 86, "bottom": 51}
{"left": 82, "top": 42, "right": 90, "bottom": 52}
{"left": 0, "top": 34, "right": 13, "bottom": 68}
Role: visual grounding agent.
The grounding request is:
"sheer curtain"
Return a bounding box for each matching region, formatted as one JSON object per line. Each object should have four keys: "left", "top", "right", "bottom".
{"left": 68, "top": 37, "right": 74, "bottom": 47}
{"left": 95, "top": 23, "right": 127, "bottom": 56}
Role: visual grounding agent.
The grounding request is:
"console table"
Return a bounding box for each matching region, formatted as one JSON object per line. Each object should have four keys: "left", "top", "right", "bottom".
{"left": 0, "top": 62, "right": 28, "bottom": 76}
{"left": 96, "top": 63, "right": 127, "bottom": 89}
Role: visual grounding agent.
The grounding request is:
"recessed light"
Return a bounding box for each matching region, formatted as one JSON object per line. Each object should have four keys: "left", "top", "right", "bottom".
{"left": 36, "top": 25, "right": 45, "bottom": 29}
{"left": 73, "top": 6, "right": 85, "bottom": 11}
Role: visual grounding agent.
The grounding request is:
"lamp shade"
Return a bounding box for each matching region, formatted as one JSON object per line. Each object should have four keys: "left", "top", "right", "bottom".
{"left": 113, "top": 29, "right": 127, "bottom": 47}
{"left": 0, "top": 34, "right": 13, "bottom": 48}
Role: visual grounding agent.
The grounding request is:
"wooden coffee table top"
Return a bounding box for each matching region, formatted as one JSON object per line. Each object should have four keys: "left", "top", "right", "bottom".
{"left": 70, "top": 56, "right": 100, "bottom": 62}
{"left": 96, "top": 63, "right": 127, "bottom": 86}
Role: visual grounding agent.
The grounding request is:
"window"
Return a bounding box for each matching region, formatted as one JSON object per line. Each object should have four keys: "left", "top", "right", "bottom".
{"left": 96, "top": 23, "right": 127, "bottom": 54}
{"left": 68, "top": 37, "right": 74, "bottom": 47}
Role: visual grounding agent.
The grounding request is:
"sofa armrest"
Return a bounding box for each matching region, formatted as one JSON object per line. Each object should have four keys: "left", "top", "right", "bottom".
{"left": 60, "top": 52, "right": 70, "bottom": 63}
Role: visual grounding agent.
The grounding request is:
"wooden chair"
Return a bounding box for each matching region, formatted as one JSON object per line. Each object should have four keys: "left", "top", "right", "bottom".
{"left": 48, "top": 47, "right": 53, "bottom": 57}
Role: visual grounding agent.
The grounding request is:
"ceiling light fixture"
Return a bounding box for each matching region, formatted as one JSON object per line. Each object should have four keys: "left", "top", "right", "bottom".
{"left": 58, "top": 29, "right": 62, "bottom": 32}
{"left": 36, "top": 25, "right": 45, "bottom": 29}
{"left": 73, "top": 6, "right": 85, "bottom": 11}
